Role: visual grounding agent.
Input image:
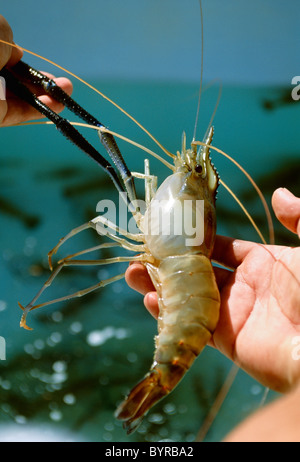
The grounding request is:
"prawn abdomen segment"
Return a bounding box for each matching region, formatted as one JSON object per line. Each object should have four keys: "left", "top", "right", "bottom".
{"left": 116, "top": 254, "right": 220, "bottom": 433}
{"left": 154, "top": 254, "right": 220, "bottom": 363}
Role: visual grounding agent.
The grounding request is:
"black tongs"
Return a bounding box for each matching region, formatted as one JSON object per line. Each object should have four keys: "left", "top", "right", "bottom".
{"left": 0, "top": 61, "right": 137, "bottom": 205}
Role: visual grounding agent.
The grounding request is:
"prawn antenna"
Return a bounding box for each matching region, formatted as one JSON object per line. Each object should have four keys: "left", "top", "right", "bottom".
{"left": 193, "top": 0, "right": 204, "bottom": 142}
{"left": 203, "top": 79, "right": 222, "bottom": 141}
{"left": 0, "top": 39, "right": 175, "bottom": 161}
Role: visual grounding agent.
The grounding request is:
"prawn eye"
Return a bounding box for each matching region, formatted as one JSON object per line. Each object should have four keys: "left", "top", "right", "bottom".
{"left": 195, "top": 164, "right": 203, "bottom": 174}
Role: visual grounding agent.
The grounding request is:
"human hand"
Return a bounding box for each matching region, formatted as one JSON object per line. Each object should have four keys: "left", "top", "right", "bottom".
{"left": 125, "top": 188, "right": 300, "bottom": 393}
{"left": 0, "top": 15, "right": 72, "bottom": 126}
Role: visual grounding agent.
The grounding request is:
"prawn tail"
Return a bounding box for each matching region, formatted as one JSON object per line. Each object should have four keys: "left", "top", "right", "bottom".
{"left": 116, "top": 255, "right": 221, "bottom": 434}
{"left": 115, "top": 363, "right": 185, "bottom": 434}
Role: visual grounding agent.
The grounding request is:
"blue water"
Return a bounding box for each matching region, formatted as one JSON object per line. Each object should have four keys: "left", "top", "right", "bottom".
{"left": 0, "top": 79, "right": 299, "bottom": 442}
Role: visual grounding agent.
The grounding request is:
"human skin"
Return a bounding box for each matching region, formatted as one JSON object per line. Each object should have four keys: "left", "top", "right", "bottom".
{"left": 125, "top": 187, "right": 300, "bottom": 442}
{"left": 1, "top": 13, "right": 299, "bottom": 444}
{"left": 126, "top": 187, "right": 300, "bottom": 392}
{"left": 223, "top": 383, "right": 300, "bottom": 442}
{"left": 0, "top": 15, "right": 72, "bottom": 126}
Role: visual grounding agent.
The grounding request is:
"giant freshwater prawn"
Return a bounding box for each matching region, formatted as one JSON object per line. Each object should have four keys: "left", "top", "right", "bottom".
{"left": 0, "top": 0, "right": 275, "bottom": 436}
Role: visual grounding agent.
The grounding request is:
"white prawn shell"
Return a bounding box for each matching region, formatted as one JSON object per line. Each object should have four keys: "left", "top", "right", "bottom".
{"left": 116, "top": 135, "right": 220, "bottom": 432}
{"left": 143, "top": 170, "right": 216, "bottom": 260}
{"left": 141, "top": 138, "right": 220, "bottom": 367}
{"left": 146, "top": 254, "right": 220, "bottom": 369}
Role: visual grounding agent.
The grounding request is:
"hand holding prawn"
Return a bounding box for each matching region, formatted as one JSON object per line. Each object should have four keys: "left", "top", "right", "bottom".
{"left": 1, "top": 6, "right": 297, "bottom": 435}
{"left": 127, "top": 188, "right": 300, "bottom": 393}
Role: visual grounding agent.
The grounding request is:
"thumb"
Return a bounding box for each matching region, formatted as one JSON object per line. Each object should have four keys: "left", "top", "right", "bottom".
{"left": 272, "top": 188, "right": 300, "bottom": 238}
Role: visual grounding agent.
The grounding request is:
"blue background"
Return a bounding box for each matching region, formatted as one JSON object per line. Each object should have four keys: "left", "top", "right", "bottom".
{"left": 0, "top": 0, "right": 299, "bottom": 443}
{"left": 1, "top": 0, "right": 299, "bottom": 84}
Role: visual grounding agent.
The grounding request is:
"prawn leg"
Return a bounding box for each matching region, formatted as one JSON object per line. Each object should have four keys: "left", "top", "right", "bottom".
{"left": 19, "top": 271, "right": 125, "bottom": 331}
{"left": 20, "top": 253, "right": 151, "bottom": 331}
{"left": 48, "top": 217, "right": 145, "bottom": 270}
{"left": 132, "top": 159, "right": 158, "bottom": 205}
{"left": 59, "top": 240, "right": 146, "bottom": 263}
{"left": 48, "top": 222, "right": 92, "bottom": 270}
